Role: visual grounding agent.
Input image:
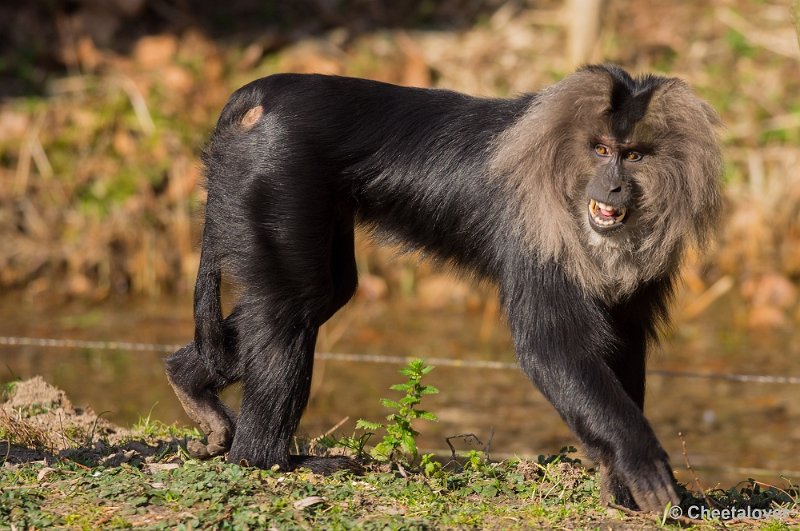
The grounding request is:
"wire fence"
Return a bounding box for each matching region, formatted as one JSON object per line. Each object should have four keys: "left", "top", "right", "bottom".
{"left": 3, "top": 334, "right": 800, "bottom": 480}
{"left": 1, "top": 335, "right": 799, "bottom": 385}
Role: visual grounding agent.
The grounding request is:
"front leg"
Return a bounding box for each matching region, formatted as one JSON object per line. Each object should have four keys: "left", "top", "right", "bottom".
{"left": 502, "top": 270, "right": 678, "bottom": 513}
{"left": 600, "top": 277, "right": 676, "bottom": 508}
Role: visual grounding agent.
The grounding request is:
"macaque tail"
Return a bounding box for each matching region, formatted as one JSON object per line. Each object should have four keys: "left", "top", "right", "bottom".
{"left": 193, "top": 244, "right": 227, "bottom": 384}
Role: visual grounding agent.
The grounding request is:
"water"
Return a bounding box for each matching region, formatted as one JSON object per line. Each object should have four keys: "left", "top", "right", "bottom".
{"left": 1, "top": 291, "right": 798, "bottom": 488}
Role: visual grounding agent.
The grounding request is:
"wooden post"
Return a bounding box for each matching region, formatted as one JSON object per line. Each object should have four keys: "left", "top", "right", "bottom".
{"left": 567, "top": 0, "right": 604, "bottom": 67}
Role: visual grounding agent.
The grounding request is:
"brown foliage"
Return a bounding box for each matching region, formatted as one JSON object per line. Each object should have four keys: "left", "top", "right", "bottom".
{"left": 0, "top": 1, "right": 798, "bottom": 327}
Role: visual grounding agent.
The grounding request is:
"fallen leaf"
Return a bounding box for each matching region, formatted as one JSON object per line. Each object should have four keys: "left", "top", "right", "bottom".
{"left": 147, "top": 463, "right": 180, "bottom": 473}
{"left": 293, "top": 496, "right": 325, "bottom": 510}
{"left": 37, "top": 467, "right": 55, "bottom": 482}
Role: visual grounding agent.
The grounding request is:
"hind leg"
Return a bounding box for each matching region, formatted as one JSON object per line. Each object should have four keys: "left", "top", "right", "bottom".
{"left": 226, "top": 202, "right": 358, "bottom": 471}
{"left": 165, "top": 310, "right": 243, "bottom": 458}
{"left": 320, "top": 210, "right": 358, "bottom": 323}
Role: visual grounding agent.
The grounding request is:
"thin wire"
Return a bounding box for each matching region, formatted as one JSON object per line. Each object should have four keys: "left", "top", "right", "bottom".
{"left": 1, "top": 335, "right": 799, "bottom": 384}
{"left": 2, "top": 336, "right": 798, "bottom": 480}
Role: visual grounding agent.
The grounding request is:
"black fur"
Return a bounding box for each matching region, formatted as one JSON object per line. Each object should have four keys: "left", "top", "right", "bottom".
{"left": 597, "top": 64, "right": 663, "bottom": 139}
{"left": 166, "top": 69, "right": 684, "bottom": 511}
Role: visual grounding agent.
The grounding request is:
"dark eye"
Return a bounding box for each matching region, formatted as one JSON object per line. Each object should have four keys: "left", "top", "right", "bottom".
{"left": 594, "top": 144, "right": 611, "bottom": 157}
{"left": 624, "top": 151, "right": 643, "bottom": 162}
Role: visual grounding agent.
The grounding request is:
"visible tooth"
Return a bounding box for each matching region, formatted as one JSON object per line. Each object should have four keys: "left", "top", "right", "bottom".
{"left": 597, "top": 201, "right": 607, "bottom": 210}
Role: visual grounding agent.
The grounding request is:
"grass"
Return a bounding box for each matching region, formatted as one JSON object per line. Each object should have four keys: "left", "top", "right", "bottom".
{"left": 1, "top": 370, "right": 797, "bottom": 529}
{"left": 1, "top": 449, "right": 797, "bottom": 529}
{"left": 0, "top": 451, "right": 603, "bottom": 529}
{"left": 132, "top": 404, "right": 202, "bottom": 440}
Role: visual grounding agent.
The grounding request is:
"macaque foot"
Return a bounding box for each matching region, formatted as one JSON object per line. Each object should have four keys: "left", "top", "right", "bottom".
{"left": 165, "top": 362, "right": 236, "bottom": 459}
{"left": 610, "top": 457, "right": 680, "bottom": 513}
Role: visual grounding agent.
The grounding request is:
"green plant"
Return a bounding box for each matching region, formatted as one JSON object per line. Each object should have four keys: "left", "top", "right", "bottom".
{"left": 356, "top": 359, "right": 439, "bottom": 464}
{"left": 420, "top": 453, "right": 443, "bottom": 478}
{"left": 1, "top": 380, "right": 19, "bottom": 400}
{"left": 133, "top": 405, "right": 200, "bottom": 439}
{"left": 464, "top": 449, "right": 484, "bottom": 471}
{"left": 318, "top": 431, "right": 373, "bottom": 459}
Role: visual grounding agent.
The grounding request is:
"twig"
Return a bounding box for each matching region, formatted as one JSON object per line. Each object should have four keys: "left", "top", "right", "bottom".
{"left": 322, "top": 417, "right": 350, "bottom": 438}
{"left": 14, "top": 111, "right": 47, "bottom": 194}
{"left": 679, "top": 432, "right": 718, "bottom": 510}
{"left": 681, "top": 276, "right": 734, "bottom": 319}
{"left": 58, "top": 411, "right": 69, "bottom": 450}
{"left": 114, "top": 76, "right": 155, "bottom": 135}
{"left": 30, "top": 137, "right": 54, "bottom": 180}
{"left": 308, "top": 416, "right": 350, "bottom": 454}
{"left": 1, "top": 439, "right": 11, "bottom": 464}
{"left": 748, "top": 479, "right": 796, "bottom": 503}
{"left": 396, "top": 461, "right": 408, "bottom": 479}
{"left": 89, "top": 411, "right": 112, "bottom": 446}
{"left": 445, "top": 433, "right": 484, "bottom": 460}
{"left": 608, "top": 502, "right": 643, "bottom": 518}
{"left": 483, "top": 427, "right": 495, "bottom": 460}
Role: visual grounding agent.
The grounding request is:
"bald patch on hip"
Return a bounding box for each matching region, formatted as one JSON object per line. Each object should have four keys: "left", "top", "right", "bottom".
{"left": 240, "top": 105, "right": 264, "bottom": 130}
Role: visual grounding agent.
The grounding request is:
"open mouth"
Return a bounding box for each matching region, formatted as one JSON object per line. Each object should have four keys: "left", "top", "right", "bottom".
{"left": 588, "top": 199, "right": 627, "bottom": 230}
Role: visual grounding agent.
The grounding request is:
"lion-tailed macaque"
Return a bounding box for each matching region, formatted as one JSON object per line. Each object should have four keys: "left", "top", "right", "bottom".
{"left": 166, "top": 64, "right": 722, "bottom": 512}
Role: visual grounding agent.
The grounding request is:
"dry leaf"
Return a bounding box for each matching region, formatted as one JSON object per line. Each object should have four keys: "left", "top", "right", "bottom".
{"left": 293, "top": 496, "right": 325, "bottom": 510}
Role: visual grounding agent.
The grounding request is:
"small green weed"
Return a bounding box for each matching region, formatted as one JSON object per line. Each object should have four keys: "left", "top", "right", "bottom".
{"left": 420, "top": 453, "right": 444, "bottom": 477}
{"left": 355, "top": 358, "right": 439, "bottom": 464}
{"left": 318, "top": 431, "right": 373, "bottom": 459}
{"left": 132, "top": 405, "right": 200, "bottom": 440}
{"left": 1, "top": 379, "right": 19, "bottom": 400}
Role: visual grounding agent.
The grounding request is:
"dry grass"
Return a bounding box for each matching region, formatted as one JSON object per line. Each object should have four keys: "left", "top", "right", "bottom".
{"left": 0, "top": 1, "right": 798, "bottom": 323}
{"left": 0, "top": 409, "right": 52, "bottom": 450}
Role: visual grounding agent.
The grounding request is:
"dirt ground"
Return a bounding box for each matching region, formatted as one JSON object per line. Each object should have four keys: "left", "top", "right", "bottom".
{"left": 1, "top": 377, "right": 180, "bottom": 469}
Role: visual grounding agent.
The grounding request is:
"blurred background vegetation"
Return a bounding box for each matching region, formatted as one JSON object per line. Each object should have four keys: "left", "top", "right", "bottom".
{"left": 0, "top": 0, "right": 798, "bottom": 328}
